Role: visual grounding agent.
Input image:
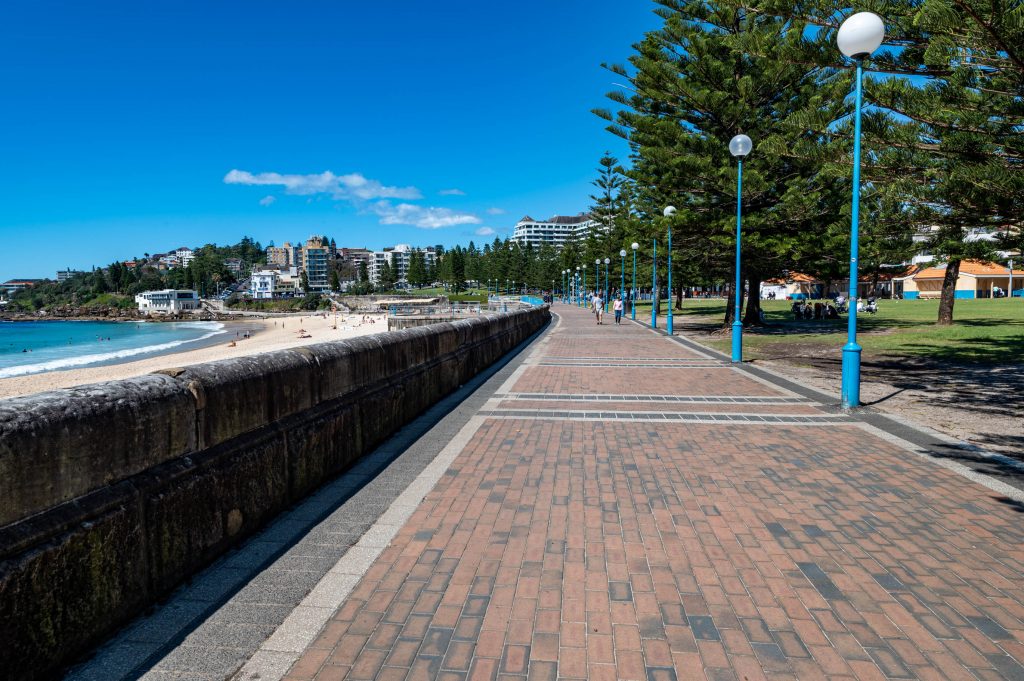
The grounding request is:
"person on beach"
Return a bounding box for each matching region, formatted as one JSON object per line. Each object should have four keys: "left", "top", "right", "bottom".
{"left": 613, "top": 295, "right": 623, "bottom": 325}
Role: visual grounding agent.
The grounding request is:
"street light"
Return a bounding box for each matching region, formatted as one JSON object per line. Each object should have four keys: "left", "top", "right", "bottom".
{"left": 582, "top": 264, "right": 587, "bottom": 309}
{"left": 837, "top": 11, "right": 884, "bottom": 408}
{"left": 664, "top": 206, "right": 676, "bottom": 335}
{"left": 603, "top": 258, "right": 610, "bottom": 312}
{"left": 595, "top": 259, "right": 601, "bottom": 310}
{"left": 620, "top": 249, "right": 627, "bottom": 318}
{"left": 729, "top": 133, "right": 752, "bottom": 363}
{"left": 576, "top": 266, "right": 582, "bottom": 306}
{"left": 651, "top": 238, "right": 658, "bottom": 329}
{"left": 631, "top": 242, "right": 639, "bottom": 320}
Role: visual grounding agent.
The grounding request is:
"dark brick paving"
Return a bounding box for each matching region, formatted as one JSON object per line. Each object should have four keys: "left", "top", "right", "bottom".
{"left": 512, "top": 367, "right": 780, "bottom": 397}
{"left": 497, "top": 401, "right": 826, "bottom": 415}
{"left": 283, "top": 305, "right": 1024, "bottom": 681}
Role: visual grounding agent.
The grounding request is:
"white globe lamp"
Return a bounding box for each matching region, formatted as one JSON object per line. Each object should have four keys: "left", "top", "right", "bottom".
{"left": 837, "top": 12, "right": 884, "bottom": 59}
{"left": 729, "top": 134, "right": 753, "bottom": 157}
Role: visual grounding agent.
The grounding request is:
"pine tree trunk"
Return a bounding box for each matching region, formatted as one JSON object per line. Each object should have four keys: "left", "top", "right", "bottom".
{"left": 937, "top": 259, "right": 961, "bottom": 325}
{"left": 743, "top": 273, "right": 762, "bottom": 325}
{"left": 724, "top": 286, "right": 737, "bottom": 326}
{"left": 675, "top": 283, "right": 683, "bottom": 310}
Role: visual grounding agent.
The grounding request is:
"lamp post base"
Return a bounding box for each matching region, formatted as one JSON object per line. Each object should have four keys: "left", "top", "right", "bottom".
{"left": 651, "top": 309, "right": 657, "bottom": 329}
{"left": 731, "top": 320, "right": 743, "bottom": 362}
{"left": 841, "top": 342, "right": 862, "bottom": 408}
{"left": 667, "top": 312, "right": 674, "bottom": 336}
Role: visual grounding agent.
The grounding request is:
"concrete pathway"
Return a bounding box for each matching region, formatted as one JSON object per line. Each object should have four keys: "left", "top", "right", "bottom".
{"left": 69, "top": 305, "right": 1024, "bottom": 680}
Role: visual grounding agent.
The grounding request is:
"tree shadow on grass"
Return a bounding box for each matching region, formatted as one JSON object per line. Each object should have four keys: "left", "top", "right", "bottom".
{"left": 868, "top": 355, "right": 1023, "bottom": 419}
{"left": 992, "top": 496, "right": 1024, "bottom": 514}
{"left": 895, "top": 335, "right": 1024, "bottom": 365}
{"left": 925, "top": 441, "right": 1024, "bottom": 480}
{"left": 972, "top": 433, "right": 1024, "bottom": 456}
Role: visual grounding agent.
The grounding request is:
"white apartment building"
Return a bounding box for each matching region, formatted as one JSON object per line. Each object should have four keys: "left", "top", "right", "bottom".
{"left": 250, "top": 269, "right": 277, "bottom": 299}
{"left": 135, "top": 289, "right": 200, "bottom": 314}
{"left": 511, "top": 213, "right": 602, "bottom": 248}
{"left": 369, "top": 245, "right": 436, "bottom": 284}
{"left": 175, "top": 247, "right": 196, "bottom": 268}
{"left": 911, "top": 225, "right": 1015, "bottom": 265}
{"left": 251, "top": 267, "right": 302, "bottom": 298}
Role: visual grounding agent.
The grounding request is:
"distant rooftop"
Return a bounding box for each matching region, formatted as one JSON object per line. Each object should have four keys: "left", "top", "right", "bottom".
{"left": 517, "top": 213, "right": 593, "bottom": 225}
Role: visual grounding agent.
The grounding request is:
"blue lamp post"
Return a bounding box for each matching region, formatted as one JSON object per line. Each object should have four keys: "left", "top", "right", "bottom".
{"left": 664, "top": 206, "right": 676, "bottom": 335}
{"left": 651, "top": 239, "right": 658, "bottom": 329}
{"left": 576, "top": 267, "right": 581, "bottom": 306}
{"left": 619, "top": 249, "right": 627, "bottom": 315}
{"left": 595, "top": 259, "right": 601, "bottom": 309}
{"left": 582, "top": 265, "right": 587, "bottom": 307}
{"left": 837, "top": 11, "right": 884, "bottom": 408}
{"left": 729, "top": 134, "right": 753, "bottom": 363}
{"left": 631, "top": 242, "right": 639, "bottom": 320}
{"left": 603, "top": 258, "right": 610, "bottom": 311}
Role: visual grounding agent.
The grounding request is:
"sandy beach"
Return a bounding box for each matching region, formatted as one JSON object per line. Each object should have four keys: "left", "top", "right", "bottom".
{"left": 0, "top": 313, "right": 387, "bottom": 399}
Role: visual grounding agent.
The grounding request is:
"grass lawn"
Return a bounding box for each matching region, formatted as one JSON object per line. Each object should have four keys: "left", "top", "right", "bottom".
{"left": 623, "top": 298, "right": 1024, "bottom": 365}
{"left": 373, "top": 287, "right": 489, "bottom": 304}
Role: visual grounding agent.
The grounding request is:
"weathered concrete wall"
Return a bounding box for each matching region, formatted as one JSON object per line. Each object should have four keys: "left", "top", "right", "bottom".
{"left": 0, "top": 307, "right": 548, "bottom": 681}
{"left": 387, "top": 315, "right": 481, "bottom": 331}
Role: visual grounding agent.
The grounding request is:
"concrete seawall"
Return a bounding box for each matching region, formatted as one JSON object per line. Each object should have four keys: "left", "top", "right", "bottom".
{"left": 0, "top": 307, "right": 549, "bottom": 681}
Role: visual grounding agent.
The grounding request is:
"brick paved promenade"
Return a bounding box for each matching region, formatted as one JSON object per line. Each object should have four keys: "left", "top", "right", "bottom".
{"left": 275, "top": 305, "right": 1024, "bottom": 681}
{"left": 69, "top": 304, "right": 1024, "bottom": 681}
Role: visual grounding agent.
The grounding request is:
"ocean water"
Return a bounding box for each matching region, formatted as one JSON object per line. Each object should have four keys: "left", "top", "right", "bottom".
{"left": 0, "top": 320, "right": 226, "bottom": 378}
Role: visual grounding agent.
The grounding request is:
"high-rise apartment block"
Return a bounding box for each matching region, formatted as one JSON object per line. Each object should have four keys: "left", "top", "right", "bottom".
{"left": 511, "top": 213, "right": 601, "bottom": 248}
{"left": 266, "top": 242, "right": 297, "bottom": 268}
{"left": 302, "top": 237, "right": 330, "bottom": 291}
{"left": 369, "top": 245, "right": 436, "bottom": 285}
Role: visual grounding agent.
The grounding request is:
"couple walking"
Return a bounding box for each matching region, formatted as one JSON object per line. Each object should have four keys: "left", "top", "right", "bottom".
{"left": 590, "top": 293, "right": 624, "bottom": 325}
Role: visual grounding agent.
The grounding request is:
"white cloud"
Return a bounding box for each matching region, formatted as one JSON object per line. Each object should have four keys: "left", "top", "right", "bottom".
{"left": 475, "top": 227, "right": 496, "bottom": 236}
{"left": 486, "top": 207, "right": 506, "bottom": 215}
{"left": 226, "top": 168, "right": 479, "bottom": 230}
{"left": 439, "top": 188, "right": 466, "bottom": 196}
{"left": 372, "top": 202, "right": 481, "bottom": 229}
{"left": 224, "top": 169, "right": 422, "bottom": 201}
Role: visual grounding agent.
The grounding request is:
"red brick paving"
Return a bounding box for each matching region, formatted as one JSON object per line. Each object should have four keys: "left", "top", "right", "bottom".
{"left": 284, "top": 305, "right": 1024, "bottom": 680}
{"left": 513, "top": 367, "right": 779, "bottom": 397}
{"left": 497, "top": 400, "right": 825, "bottom": 415}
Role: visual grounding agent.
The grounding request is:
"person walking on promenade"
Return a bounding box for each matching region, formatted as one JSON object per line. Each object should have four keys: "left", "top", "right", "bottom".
{"left": 613, "top": 295, "right": 623, "bottom": 325}
{"left": 595, "top": 293, "right": 605, "bottom": 324}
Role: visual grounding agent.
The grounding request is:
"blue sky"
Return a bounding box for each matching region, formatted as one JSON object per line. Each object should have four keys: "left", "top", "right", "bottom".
{"left": 0, "top": 1, "right": 661, "bottom": 280}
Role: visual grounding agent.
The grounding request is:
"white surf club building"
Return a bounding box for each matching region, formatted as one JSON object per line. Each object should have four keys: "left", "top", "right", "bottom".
{"left": 135, "top": 289, "right": 201, "bottom": 315}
